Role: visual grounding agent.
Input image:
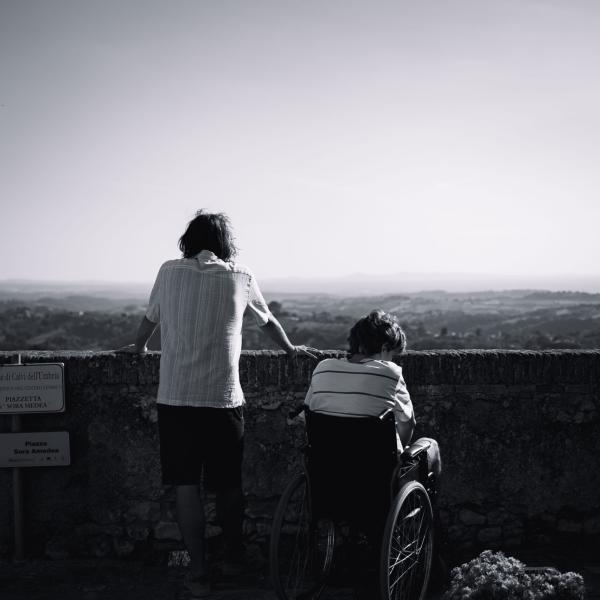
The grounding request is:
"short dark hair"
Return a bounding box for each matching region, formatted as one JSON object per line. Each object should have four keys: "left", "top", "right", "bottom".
{"left": 347, "top": 309, "right": 407, "bottom": 357}
{"left": 178, "top": 210, "right": 238, "bottom": 261}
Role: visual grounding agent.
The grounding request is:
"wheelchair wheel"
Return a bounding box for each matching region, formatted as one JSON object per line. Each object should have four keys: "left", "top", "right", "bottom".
{"left": 270, "top": 473, "right": 335, "bottom": 600}
{"left": 380, "top": 480, "right": 433, "bottom": 600}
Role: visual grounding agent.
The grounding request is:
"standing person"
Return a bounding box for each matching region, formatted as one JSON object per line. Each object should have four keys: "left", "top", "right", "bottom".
{"left": 119, "top": 210, "right": 315, "bottom": 597}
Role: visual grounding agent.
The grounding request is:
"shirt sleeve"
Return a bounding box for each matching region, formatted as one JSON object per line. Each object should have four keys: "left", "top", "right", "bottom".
{"left": 393, "top": 368, "right": 414, "bottom": 424}
{"left": 304, "top": 384, "right": 314, "bottom": 408}
{"left": 145, "top": 267, "right": 162, "bottom": 323}
{"left": 246, "top": 271, "right": 272, "bottom": 326}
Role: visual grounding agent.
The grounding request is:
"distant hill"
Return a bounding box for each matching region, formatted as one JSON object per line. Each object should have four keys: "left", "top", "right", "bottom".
{"left": 1, "top": 284, "right": 599, "bottom": 352}
{"left": 0, "top": 279, "right": 151, "bottom": 301}
{"left": 523, "top": 291, "right": 600, "bottom": 302}
{"left": 0, "top": 280, "right": 150, "bottom": 314}
{"left": 2, "top": 275, "right": 600, "bottom": 298}
{"left": 261, "top": 273, "right": 600, "bottom": 295}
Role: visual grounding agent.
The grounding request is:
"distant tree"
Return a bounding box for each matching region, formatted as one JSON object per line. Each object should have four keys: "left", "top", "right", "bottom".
{"left": 268, "top": 300, "right": 283, "bottom": 316}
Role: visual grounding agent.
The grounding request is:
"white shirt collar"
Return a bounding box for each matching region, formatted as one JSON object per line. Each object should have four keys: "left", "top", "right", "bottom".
{"left": 195, "top": 249, "right": 219, "bottom": 261}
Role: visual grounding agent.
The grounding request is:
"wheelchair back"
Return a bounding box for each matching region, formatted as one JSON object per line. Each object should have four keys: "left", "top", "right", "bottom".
{"left": 304, "top": 407, "right": 429, "bottom": 532}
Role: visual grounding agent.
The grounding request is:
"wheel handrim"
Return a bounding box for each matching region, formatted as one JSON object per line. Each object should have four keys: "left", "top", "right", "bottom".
{"left": 271, "top": 474, "right": 335, "bottom": 600}
{"left": 383, "top": 483, "right": 433, "bottom": 600}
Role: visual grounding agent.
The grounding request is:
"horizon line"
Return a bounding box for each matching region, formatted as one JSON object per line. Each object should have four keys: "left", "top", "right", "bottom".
{"left": 2, "top": 271, "right": 600, "bottom": 285}
{"left": 1, "top": 277, "right": 600, "bottom": 297}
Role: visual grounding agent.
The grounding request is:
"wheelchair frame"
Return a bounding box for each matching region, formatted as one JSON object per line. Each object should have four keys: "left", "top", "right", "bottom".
{"left": 270, "top": 406, "right": 435, "bottom": 600}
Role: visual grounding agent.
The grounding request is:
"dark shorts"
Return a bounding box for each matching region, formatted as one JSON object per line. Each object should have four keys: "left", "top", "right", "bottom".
{"left": 157, "top": 404, "right": 244, "bottom": 490}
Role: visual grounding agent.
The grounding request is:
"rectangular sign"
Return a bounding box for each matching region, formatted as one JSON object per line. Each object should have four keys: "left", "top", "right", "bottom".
{"left": 0, "top": 363, "right": 65, "bottom": 414}
{"left": 0, "top": 431, "right": 70, "bottom": 467}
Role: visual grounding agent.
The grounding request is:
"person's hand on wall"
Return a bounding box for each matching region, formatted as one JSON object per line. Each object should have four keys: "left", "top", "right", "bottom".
{"left": 114, "top": 343, "right": 147, "bottom": 354}
{"left": 288, "top": 345, "right": 319, "bottom": 359}
{"left": 114, "top": 317, "right": 157, "bottom": 355}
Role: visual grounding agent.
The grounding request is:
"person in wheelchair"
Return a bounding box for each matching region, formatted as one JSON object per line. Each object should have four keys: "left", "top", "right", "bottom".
{"left": 305, "top": 309, "right": 441, "bottom": 482}
{"left": 270, "top": 310, "right": 443, "bottom": 600}
{"left": 294, "top": 309, "right": 442, "bottom": 599}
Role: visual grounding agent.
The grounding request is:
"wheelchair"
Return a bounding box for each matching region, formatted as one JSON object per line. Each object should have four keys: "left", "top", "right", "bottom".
{"left": 270, "top": 406, "right": 437, "bottom": 600}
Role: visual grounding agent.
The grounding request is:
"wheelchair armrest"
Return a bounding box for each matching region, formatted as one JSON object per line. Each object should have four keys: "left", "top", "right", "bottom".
{"left": 378, "top": 407, "right": 393, "bottom": 420}
{"left": 400, "top": 438, "right": 431, "bottom": 461}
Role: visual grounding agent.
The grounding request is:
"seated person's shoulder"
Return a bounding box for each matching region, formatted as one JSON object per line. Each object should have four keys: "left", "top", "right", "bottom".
{"left": 371, "top": 359, "right": 403, "bottom": 379}
{"left": 312, "top": 357, "right": 343, "bottom": 373}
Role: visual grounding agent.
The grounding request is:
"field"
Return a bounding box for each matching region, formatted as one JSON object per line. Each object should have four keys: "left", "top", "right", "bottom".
{"left": 1, "top": 283, "right": 600, "bottom": 352}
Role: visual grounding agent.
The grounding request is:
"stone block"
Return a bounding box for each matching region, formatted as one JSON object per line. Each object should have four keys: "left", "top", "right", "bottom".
{"left": 459, "top": 509, "right": 487, "bottom": 526}
{"left": 584, "top": 516, "right": 600, "bottom": 535}
{"left": 45, "top": 538, "right": 70, "bottom": 560}
{"left": 205, "top": 525, "right": 222, "bottom": 538}
{"left": 557, "top": 519, "right": 582, "bottom": 534}
{"left": 100, "top": 525, "right": 123, "bottom": 537}
{"left": 94, "top": 507, "right": 121, "bottom": 525}
{"left": 565, "top": 385, "right": 593, "bottom": 394}
{"left": 260, "top": 399, "right": 282, "bottom": 410}
{"left": 153, "top": 521, "right": 182, "bottom": 541}
{"left": 129, "top": 501, "right": 160, "bottom": 522}
{"left": 529, "top": 534, "right": 551, "bottom": 545}
{"left": 126, "top": 522, "right": 151, "bottom": 541}
{"left": 447, "top": 525, "right": 470, "bottom": 542}
{"left": 477, "top": 527, "right": 502, "bottom": 544}
{"left": 167, "top": 550, "right": 190, "bottom": 567}
{"left": 89, "top": 535, "right": 112, "bottom": 558}
{"left": 487, "top": 510, "right": 507, "bottom": 526}
{"left": 113, "top": 538, "right": 136, "bottom": 557}
{"left": 503, "top": 523, "right": 524, "bottom": 538}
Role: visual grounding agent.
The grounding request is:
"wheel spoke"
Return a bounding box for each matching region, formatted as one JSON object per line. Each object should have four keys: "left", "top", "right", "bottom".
{"left": 381, "top": 482, "right": 433, "bottom": 600}
{"left": 271, "top": 474, "right": 335, "bottom": 600}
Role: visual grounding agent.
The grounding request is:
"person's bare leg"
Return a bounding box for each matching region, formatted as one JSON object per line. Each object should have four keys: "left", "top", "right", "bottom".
{"left": 216, "top": 486, "right": 245, "bottom": 563}
{"left": 176, "top": 485, "right": 207, "bottom": 577}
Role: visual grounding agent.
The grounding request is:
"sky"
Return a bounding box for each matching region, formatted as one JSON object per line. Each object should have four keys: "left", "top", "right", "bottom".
{"left": 1, "top": 0, "right": 599, "bottom": 289}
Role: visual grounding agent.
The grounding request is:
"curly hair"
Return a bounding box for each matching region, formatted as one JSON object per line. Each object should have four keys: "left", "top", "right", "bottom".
{"left": 178, "top": 210, "right": 238, "bottom": 261}
{"left": 347, "top": 309, "right": 407, "bottom": 357}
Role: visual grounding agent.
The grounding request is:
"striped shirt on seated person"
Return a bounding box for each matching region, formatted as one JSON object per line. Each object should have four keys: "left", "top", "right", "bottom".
{"left": 305, "top": 356, "right": 415, "bottom": 452}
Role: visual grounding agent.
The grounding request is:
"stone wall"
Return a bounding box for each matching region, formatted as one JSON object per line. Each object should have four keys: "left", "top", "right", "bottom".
{"left": 0, "top": 350, "right": 599, "bottom": 559}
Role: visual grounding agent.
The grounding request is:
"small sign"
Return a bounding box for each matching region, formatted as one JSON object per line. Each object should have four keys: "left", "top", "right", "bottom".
{"left": 0, "top": 363, "right": 65, "bottom": 414}
{"left": 0, "top": 431, "right": 70, "bottom": 467}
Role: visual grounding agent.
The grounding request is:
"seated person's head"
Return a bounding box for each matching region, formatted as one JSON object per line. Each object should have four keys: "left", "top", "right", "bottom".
{"left": 348, "top": 310, "right": 406, "bottom": 359}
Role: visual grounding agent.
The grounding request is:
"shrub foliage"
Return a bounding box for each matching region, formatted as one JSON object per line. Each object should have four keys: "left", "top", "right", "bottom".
{"left": 443, "top": 550, "right": 585, "bottom": 600}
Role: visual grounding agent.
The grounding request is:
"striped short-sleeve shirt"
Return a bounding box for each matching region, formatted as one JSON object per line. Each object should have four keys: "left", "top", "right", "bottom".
{"left": 305, "top": 357, "right": 414, "bottom": 449}
{"left": 146, "top": 250, "right": 272, "bottom": 408}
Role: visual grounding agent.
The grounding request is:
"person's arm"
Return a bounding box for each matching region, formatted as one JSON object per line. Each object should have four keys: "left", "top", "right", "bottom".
{"left": 115, "top": 265, "right": 161, "bottom": 354}
{"left": 393, "top": 368, "right": 416, "bottom": 448}
{"left": 396, "top": 415, "right": 415, "bottom": 448}
{"left": 245, "top": 271, "right": 317, "bottom": 358}
{"left": 260, "top": 314, "right": 317, "bottom": 358}
{"left": 134, "top": 316, "right": 158, "bottom": 352}
{"left": 116, "top": 316, "right": 158, "bottom": 354}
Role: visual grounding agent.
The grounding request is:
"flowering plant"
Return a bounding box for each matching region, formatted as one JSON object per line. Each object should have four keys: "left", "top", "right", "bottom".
{"left": 442, "top": 550, "right": 585, "bottom": 599}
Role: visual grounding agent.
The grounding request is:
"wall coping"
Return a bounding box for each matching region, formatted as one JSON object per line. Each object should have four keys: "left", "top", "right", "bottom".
{"left": 2, "top": 349, "right": 599, "bottom": 359}
{"left": 0, "top": 349, "right": 598, "bottom": 387}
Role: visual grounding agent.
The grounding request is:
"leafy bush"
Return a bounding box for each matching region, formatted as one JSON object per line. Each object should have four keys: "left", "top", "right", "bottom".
{"left": 443, "top": 550, "right": 585, "bottom": 600}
